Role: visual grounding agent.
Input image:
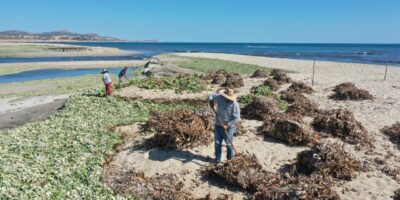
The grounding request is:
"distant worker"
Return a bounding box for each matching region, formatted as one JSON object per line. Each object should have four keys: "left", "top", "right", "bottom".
{"left": 208, "top": 88, "right": 240, "bottom": 163}
{"left": 118, "top": 66, "right": 129, "bottom": 83}
{"left": 101, "top": 69, "right": 112, "bottom": 96}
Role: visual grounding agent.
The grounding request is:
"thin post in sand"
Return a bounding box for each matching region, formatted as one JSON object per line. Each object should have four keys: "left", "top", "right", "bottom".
{"left": 312, "top": 59, "right": 316, "bottom": 86}
{"left": 384, "top": 64, "right": 388, "bottom": 81}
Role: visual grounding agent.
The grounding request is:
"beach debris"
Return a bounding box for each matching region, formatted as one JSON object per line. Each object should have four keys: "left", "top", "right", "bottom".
{"left": 250, "top": 69, "right": 269, "bottom": 78}
{"left": 202, "top": 154, "right": 339, "bottom": 199}
{"left": 392, "top": 188, "right": 400, "bottom": 200}
{"left": 286, "top": 96, "right": 320, "bottom": 117}
{"left": 270, "top": 69, "right": 292, "bottom": 84}
{"left": 200, "top": 193, "right": 234, "bottom": 200}
{"left": 242, "top": 96, "right": 278, "bottom": 120}
{"left": 200, "top": 72, "right": 214, "bottom": 80}
{"left": 381, "top": 165, "right": 400, "bottom": 183}
{"left": 211, "top": 73, "right": 227, "bottom": 84}
{"left": 260, "top": 113, "right": 316, "bottom": 146}
{"left": 294, "top": 142, "right": 362, "bottom": 180}
{"left": 253, "top": 174, "right": 340, "bottom": 200}
{"left": 222, "top": 73, "right": 244, "bottom": 88}
{"left": 145, "top": 110, "right": 213, "bottom": 149}
{"left": 279, "top": 89, "right": 320, "bottom": 117}
{"left": 280, "top": 90, "right": 309, "bottom": 104}
{"left": 102, "top": 165, "right": 192, "bottom": 200}
{"left": 381, "top": 122, "right": 400, "bottom": 149}
{"left": 215, "top": 69, "right": 229, "bottom": 76}
{"left": 262, "top": 78, "right": 280, "bottom": 91}
{"left": 288, "top": 81, "right": 313, "bottom": 94}
{"left": 312, "top": 109, "right": 372, "bottom": 147}
{"left": 330, "top": 82, "right": 373, "bottom": 101}
{"left": 202, "top": 154, "right": 264, "bottom": 193}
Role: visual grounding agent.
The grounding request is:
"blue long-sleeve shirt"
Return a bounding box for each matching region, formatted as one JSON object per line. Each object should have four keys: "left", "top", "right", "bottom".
{"left": 208, "top": 93, "right": 241, "bottom": 128}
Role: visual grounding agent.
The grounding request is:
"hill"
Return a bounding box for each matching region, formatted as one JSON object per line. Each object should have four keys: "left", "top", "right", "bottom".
{"left": 0, "top": 30, "right": 121, "bottom": 42}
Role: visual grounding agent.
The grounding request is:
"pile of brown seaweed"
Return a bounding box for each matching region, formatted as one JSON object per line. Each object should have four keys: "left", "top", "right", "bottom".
{"left": 223, "top": 73, "right": 244, "bottom": 88}
{"left": 286, "top": 97, "right": 320, "bottom": 117}
{"left": 102, "top": 165, "right": 191, "bottom": 200}
{"left": 381, "top": 122, "right": 400, "bottom": 149}
{"left": 330, "top": 82, "right": 373, "bottom": 101}
{"left": 250, "top": 69, "right": 269, "bottom": 78}
{"left": 203, "top": 154, "right": 339, "bottom": 199}
{"left": 270, "top": 69, "right": 292, "bottom": 84}
{"left": 294, "top": 142, "right": 362, "bottom": 180}
{"left": 253, "top": 174, "right": 340, "bottom": 200}
{"left": 262, "top": 78, "right": 281, "bottom": 91}
{"left": 392, "top": 189, "right": 400, "bottom": 200}
{"left": 288, "top": 82, "right": 313, "bottom": 94}
{"left": 145, "top": 110, "right": 213, "bottom": 149}
{"left": 211, "top": 73, "right": 227, "bottom": 84}
{"left": 312, "top": 109, "right": 372, "bottom": 147}
{"left": 260, "top": 113, "right": 316, "bottom": 146}
{"left": 280, "top": 89, "right": 320, "bottom": 117}
{"left": 203, "top": 154, "right": 264, "bottom": 193}
{"left": 242, "top": 96, "right": 278, "bottom": 120}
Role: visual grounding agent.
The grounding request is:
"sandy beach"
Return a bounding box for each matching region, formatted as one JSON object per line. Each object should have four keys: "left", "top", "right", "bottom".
{"left": 0, "top": 42, "right": 135, "bottom": 57}
{"left": 0, "top": 59, "right": 148, "bottom": 75}
{"left": 104, "top": 53, "right": 400, "bottom": 199}
{"left": 1, "top": 53, "right": 399, "bottom": 199}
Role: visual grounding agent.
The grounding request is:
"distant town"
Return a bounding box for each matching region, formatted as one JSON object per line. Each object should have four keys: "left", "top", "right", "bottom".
{"left": 0, "top": 30, "right": 159, "bottom": 42}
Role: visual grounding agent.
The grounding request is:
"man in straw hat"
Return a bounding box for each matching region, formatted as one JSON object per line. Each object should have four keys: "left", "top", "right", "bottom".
{"left": 101, "top": 69, "right": 112, "bottom": 96}
{"left": 208, "top": 88, "right": 241, "bottom": 163}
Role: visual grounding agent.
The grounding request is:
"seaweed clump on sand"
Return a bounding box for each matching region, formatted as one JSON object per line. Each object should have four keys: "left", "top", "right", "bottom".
{"left": 223, "top": 73, "right": 244, "bottom": 88}
{"left": 312, "top": 109, "right": 372, "bottom": 147}
{"left": 145, "top": 110, "right": 213, "bottom": 149}
{"left": 280, "top": 90, "right": 309, "bottom": 104}
{"left": 392, "top": 189, "right": 400, "bottom": 200}
{"left": 211, "top": 73, "right": 227, "bottom": 84}
{"left": 270, "top": 69, "right": 292, "bottom": 84}
{"left": 262, "top": 78, "right": 280, "bottom": 91}
{"left": 250, "top": 69, "right": 269, "bottom": 78}
{"left": 294, "top": 142, "right": 362, "bottom": 181}
{"left": 279, "top": 89, "right": 320, "bottom": 117}
{"left": 202, "top": 154, "right": 265, "bottom": 193}
{"left": 381, "top": 122, "right": 400, "bottom": 149}
{"left": 253, "top": 175, "right": 340, "bottom": 200}
{"left": 203, "top": 154, "right": 339, "bottom": 199}
{"left": 260, "top": 113, "right": 316, "bottom": 146}
{"left": 330, "top": 82, "right": 373, "bottom": 101}
{"left": 242, "top": 96, "right": 278, "bottom": 120}
{"left": 286, "top": 97, "right": 320, "bottom": 117}
{"left": 288, "top": 81, "right": 313, "bottom": 94}
{"left": 102, "top": 166, "right": 191, "bottom": 199}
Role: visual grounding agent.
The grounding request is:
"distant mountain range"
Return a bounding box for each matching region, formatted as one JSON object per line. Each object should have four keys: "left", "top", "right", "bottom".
{"left": 0, "top": 30, "right": 123, "bottom": 42}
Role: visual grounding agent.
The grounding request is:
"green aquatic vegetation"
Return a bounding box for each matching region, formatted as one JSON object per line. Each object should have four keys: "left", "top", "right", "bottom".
{"left": 250, "top": 85, "right": 273, "bottom": 96}
{"left": 0, "top": 91, "right": 194, "bottom": 199}
{"left": 238, "top": 94, "right": 253, "bottom": 106}
{"left": 0, "top": 75, "right": 118, "bottom": 99}
{"left": 127, "top": 75, "right": 207, "bottom": 93}
{"left": 238, "top": 86, "right": 288, "bottom": 111}
{"left": 175, "top": 56, "right": 273, "bottom": 75}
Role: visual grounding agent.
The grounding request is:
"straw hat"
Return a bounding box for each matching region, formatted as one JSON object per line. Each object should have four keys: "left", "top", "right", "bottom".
{"left": 218, "top": 88, "right": 237, "bottom": 101}
{"left": 100, "top": 69, "right": 108, "bottom": 74}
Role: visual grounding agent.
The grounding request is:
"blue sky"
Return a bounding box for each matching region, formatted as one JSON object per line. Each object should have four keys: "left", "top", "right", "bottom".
{"left": 1, "top": 0, "right": 399, "bottom": 43}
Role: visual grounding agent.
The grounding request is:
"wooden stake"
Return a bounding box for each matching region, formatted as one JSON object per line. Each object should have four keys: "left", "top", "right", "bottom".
{"left": 384, "top": 64, "right": 388, "bottom": 81}
{"left": 312, "top": 60, "right": 316, "bottom": 86}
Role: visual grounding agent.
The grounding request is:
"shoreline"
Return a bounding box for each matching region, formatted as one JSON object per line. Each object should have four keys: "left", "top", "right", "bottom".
{"left": 0, "top": 42, "right": 136, "bottom": 58}
{"left": 0, "top": 59, "right": 148, "bottom": 75}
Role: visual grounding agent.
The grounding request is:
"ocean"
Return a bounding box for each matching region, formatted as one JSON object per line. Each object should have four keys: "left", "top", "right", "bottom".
{"left": 1, "top": 42, "right": 400, "bottom": 66}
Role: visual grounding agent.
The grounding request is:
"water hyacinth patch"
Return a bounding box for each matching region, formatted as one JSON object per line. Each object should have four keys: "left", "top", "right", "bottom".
{"left": 0, "top": 91, "right": 191, "bottom": 199}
